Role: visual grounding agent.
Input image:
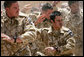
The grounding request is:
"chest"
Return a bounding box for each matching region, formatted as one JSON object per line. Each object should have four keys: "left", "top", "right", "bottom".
{"left": 3, "top": 18, "right": 24, "bottom": 37}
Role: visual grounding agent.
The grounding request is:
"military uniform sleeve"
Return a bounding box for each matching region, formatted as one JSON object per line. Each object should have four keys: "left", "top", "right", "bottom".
{"left": 65, "top": 36, "right": 75, "bottom": 50}
{"left": 60, "top": 30, "right": 75, "bottom": 56}
{"left": 18, "top": 17, "right": 36, "bottom": 42}
{"left": 63, "top": 30, "right": 75, "bottom": 50}
{"left": 59, "top": 26, "right": 75, "bottom": 56}
{"left": 19, "top": 17, "right": 42, "bottom": 43}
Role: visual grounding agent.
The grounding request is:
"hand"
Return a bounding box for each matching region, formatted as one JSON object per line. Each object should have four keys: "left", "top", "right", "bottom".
{"left": 2, "top": 38, "right": 14, "bottom": 44}
{"left": 51, "top": 19, "right": 58, "bottom": 30}
{"left": 4, "top": 38, "right": 23, "bottom": 44}
{"left": 1, "top": 33, "right": 14, "bottom": 44}
{"left": 16, "top": 38, "right": 23, "bottom": 43}
{"left": 1, "top": 33, "right": 14, "bottom": 43}
{"left": 1, "top": 33, "right": 11, "bottom": 40}
{"left": 35, "top": 14, "right": 46, "bottom": 25}
{"left": 1, "top": 33, "right": 23, "bottom": 43}
{"left": 44, "top": 47, "right": 56, "bottom": 56}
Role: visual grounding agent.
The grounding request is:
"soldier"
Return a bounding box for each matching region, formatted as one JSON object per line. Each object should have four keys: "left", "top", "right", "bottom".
{"left": 1, "top": 1, "right": 34, "bottom": 56}
{"left": 1, "top": 1, "right": 75, "bottom": 56}
{"left": 65, "top": 1, "right": 83, "bottom": 56}
{"left": 57, "top": 2, "right": 71, "bottom": 26}
{"left": 1, "top": 1, "right": 52, "bottom": 56}
{"left": 35, "top": 3, "right": 53, "bottom": 28}
{"left": 35, "top": 11, "right": 75, "bottom": 56}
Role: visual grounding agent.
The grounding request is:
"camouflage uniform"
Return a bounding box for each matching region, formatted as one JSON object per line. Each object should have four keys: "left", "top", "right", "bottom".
{"left": 64, "top": 8, "right": 83, "bottom": 56}
{"left": 54, "top": 2, "right": 83, "bottom": 56}
{"left": 1, "top": 11, "right": 34, "bottom": 56}
{"left": 1, "top": 11, "right": 75, "bottom": 56}
{"left": 42, "top": 26, "right": 75, "bottom": 56}
{"left": 22, "top": 25, "right": 75, "bottom": 56}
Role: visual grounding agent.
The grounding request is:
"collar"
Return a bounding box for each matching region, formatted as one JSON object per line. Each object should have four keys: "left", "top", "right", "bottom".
{"left": 60, "top": 26, "right": 69, "bottom": 33}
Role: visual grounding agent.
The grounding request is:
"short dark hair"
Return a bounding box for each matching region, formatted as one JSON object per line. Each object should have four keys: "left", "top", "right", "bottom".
{"left": 68, "top": 1, "right": 78, "bottom": 6}
{"left": 42, "top": 3, "right": 53, "bottom": 11}
{"left": 4, "top": 1, "right": 17, "bottom": 9}
{"left": 50, "top": 11, "right": 61, "bottom": 22}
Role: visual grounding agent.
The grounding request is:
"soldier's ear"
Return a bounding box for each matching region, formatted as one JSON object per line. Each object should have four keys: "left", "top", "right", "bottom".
{"left": 5, "top": 8, "right": 10, "bottom": 11}
{"left": 42, "top": 11, "right": 46, "bottom": 14}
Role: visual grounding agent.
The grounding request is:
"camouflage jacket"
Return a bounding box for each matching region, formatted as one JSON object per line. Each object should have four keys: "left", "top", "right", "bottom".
{"left": 1, "top": 11, "right": 75, "bottom": 56}
{"left": 42, "top": 26, "right": 75, "bottom": 56}
{"left": 1, "top": 12, "right": 30, "bottom": 38}
{"left": 1, "top": 12, "right": 33, "bottom": 56}
{"left": 63, "top": 9, "right": 83, "bottom": 56}
{"left": 20, "top": 25, "right": 75, "bottom": 56}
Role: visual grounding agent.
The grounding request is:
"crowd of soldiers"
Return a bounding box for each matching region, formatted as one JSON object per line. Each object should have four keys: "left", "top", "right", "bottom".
{"left": 1, "top": 1, "right": 83, "bottom": 56}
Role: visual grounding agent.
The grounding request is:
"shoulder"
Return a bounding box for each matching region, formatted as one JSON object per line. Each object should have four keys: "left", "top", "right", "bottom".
{"left": 60, "top": 26, "right": 70, "bottom": 33}
{"left": 16, "top": 13, "right": 29, "bottom": 25}
{"left": 60, "top": 26, "right": 73, "bottom": 36}
{"left": 1, "top": 12, "right": 9, "bottom": 23}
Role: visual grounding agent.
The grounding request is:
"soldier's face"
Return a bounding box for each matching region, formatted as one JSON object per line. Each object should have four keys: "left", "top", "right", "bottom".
{"left": 52, "top": 16, "right": 63, "bottom": 30}
{"left": 70, "top": 2, "right": 79, "bottom": 14}
{"left": 43, "top": 9, "right": 53, "bottom": 19}
{"left": 6, "top": 2, "right": 19, "bottom": 18}
{"left": 46, "top": 9, "right": 53, "bottom": 19}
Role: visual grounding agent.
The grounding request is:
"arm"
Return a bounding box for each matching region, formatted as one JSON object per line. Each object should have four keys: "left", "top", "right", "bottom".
{"left": 1, "top": 33, "right": 10, "bottom": 39}
{"left": 60, "top": 30, "right": 75, "bottom": 56}
{"left": 19, "top": 18, "right": 38, "bottom": 43}
{"left": 34, "top": 14, "right": 46, "bottom": 25}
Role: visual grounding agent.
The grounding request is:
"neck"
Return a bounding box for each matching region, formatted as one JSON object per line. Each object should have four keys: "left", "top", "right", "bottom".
{"left": 6, "top": 11, "right": 16, "bottom": 19}
{"left": 6, "top": 13, "right": 12, "bottom": 19}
